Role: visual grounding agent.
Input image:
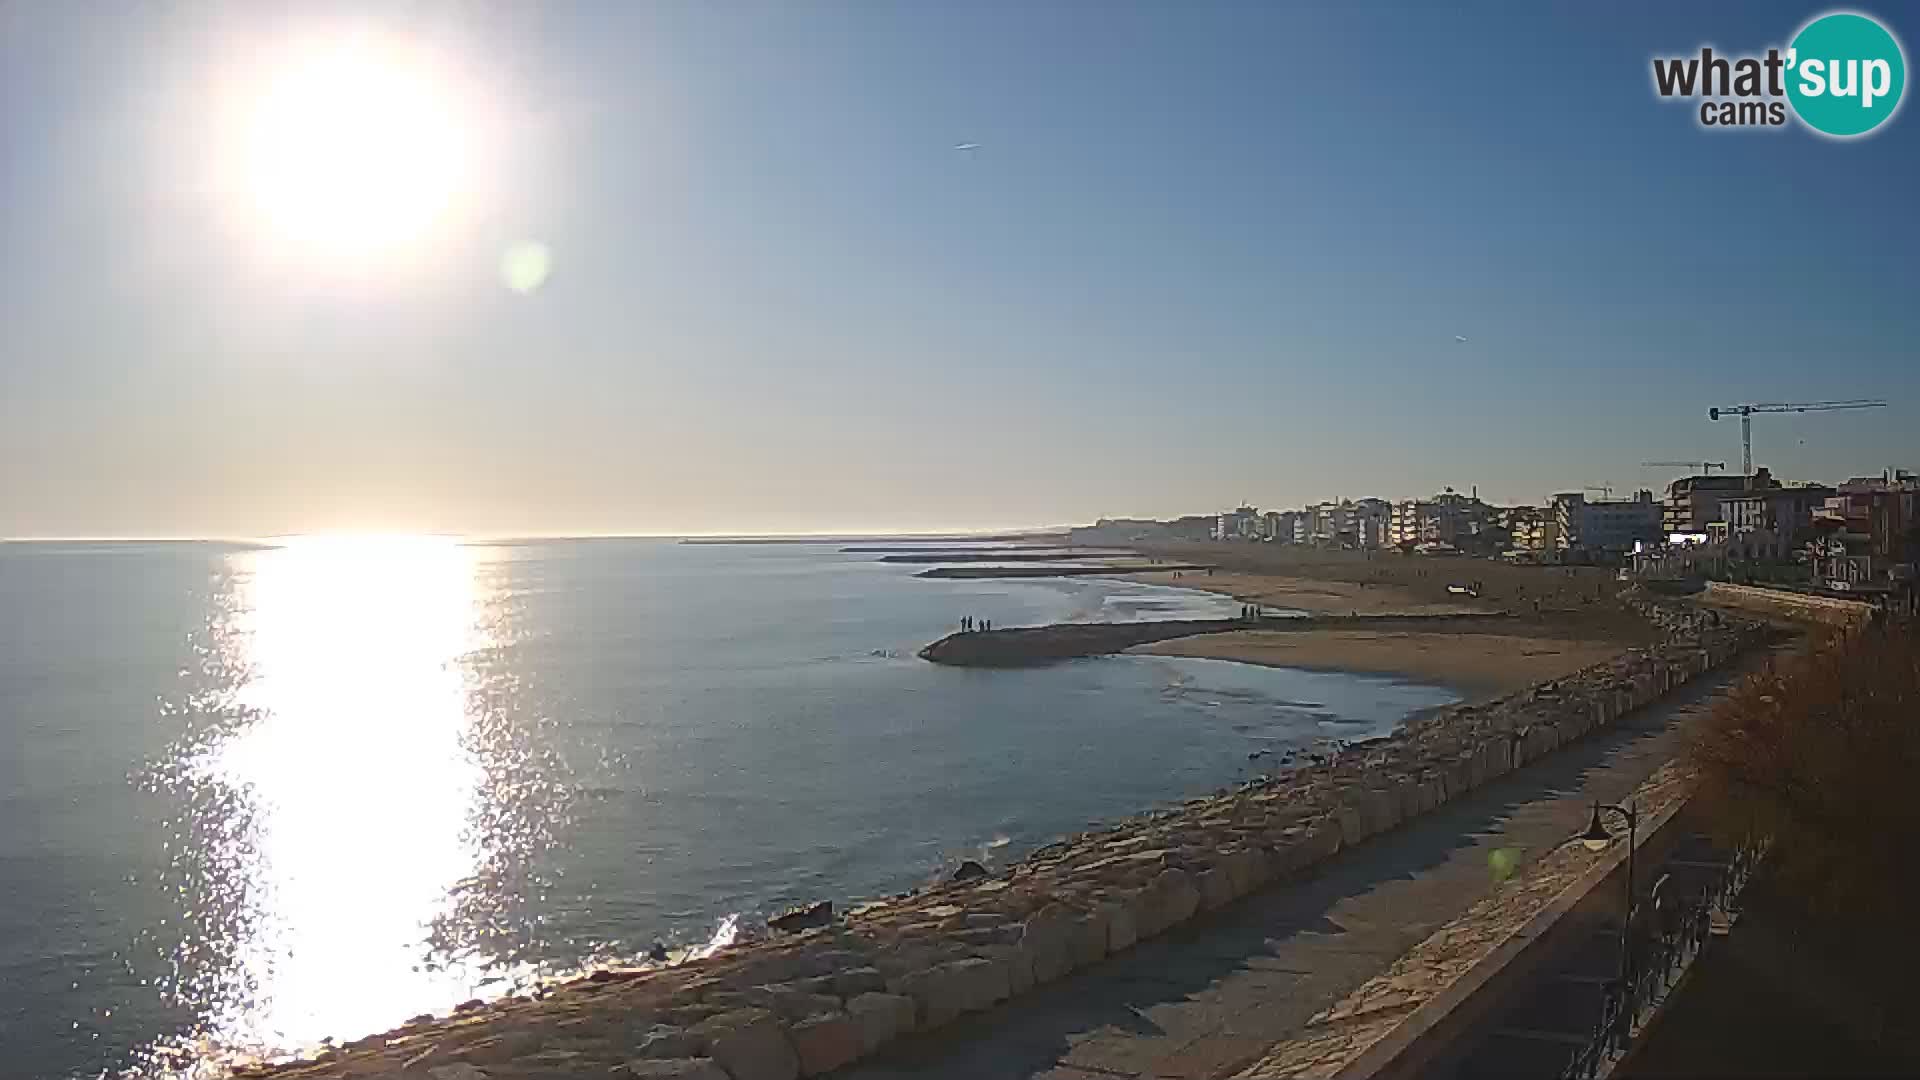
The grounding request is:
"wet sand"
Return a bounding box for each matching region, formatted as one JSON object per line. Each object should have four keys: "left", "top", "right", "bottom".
{"left": 1133, "top": 629, "right": 1624, "bottom": 702}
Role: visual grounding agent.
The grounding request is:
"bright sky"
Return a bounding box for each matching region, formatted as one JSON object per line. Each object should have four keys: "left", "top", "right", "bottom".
{"left": 1, "top": 2, "right": 1915, "bottom": 538}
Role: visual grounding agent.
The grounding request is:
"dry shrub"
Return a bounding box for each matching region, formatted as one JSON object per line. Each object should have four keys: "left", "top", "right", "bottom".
{"left": 1690, "top": 624, "right": 1920, "bottom": 923}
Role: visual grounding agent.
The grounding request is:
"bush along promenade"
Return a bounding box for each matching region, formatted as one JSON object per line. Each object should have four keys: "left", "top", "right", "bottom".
{"left": 243, "top": 597, "right": 1765, "bottom": 1080}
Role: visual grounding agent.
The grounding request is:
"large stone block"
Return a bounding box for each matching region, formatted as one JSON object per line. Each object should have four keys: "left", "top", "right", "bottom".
{"left": 748, "top": 988, "right": 842, "bottom": 1022}
{"left": 694, "top": 1009, "right": 799, "bottom": 1080}
{"left": 1396, "top": 778, "right": 1423, "bottom": 822}
{"left": 787, "top": 1012, "right": 862, "bottom": 1077}
{"left": 1277, "top": 816, "right": 1341, "bottom": 877}
{"left": 1196, "top": 866, "right": 1235, "bottom": 911}
{"left": 1336, "top": 803, "right": 1369, "bottom": 847}
{"left": 1102, "top": 901, "right": 1138, "bottom": 953}
{"left": 885, "top": 968, "right": 944, "bottom": 1029}
{"left": 1363, "top": 787, "right": 1400, "bottom": 836}
{"left": 979, "top": 941, "right": 1035, "bottom": 995}
{"left": 844, "top": 992, "right": 915, "bottom": 1054}
{"left": 1068, "top": 907, "right": 1111, "bottom": 967}
{"left": 830, "top": 967, "right": 885, "bottom": 998}
{"left": 950, "top": 955, "right": 1011, "bottom": 1012}
{"left": 1524, "top": 725, "right": 1557, "bottom": 762}
{"left": 1474, "top": 734, "right": 1505, "bottom": 776}
{"left": 1141, "top": 867, "right": 1200, "bottom": 938}
{"left": 1022, "top": 904, "right": 1078, "bottom": 983}
{"left": 1223, "top": 846, "right": 1271, "bottom": 898}
{"left": 1419, "top": 775, "right": 1444, "bottom": 815}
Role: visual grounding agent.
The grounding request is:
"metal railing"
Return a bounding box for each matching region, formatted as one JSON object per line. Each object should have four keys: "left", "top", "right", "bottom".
{"left": 1559, "top": 843, "right": 1762, "bottom": 1080}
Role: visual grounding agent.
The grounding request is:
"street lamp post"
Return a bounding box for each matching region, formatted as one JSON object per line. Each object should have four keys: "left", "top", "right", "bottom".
{"left": 1581, "top": 802, "right": 1640, "bottom": 992}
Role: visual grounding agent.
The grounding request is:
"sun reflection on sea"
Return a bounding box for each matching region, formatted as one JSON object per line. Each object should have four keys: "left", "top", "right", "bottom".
{"left": 150, "top": 536, "right": 515, "bottom": 1069}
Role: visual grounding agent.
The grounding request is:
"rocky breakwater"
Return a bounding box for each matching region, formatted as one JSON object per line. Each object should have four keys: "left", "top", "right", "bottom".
{"left": 917, "top": 612, "right": 1517, "bottom": 668}
{"left": 917, "top": 617, "right": 1247, "bottom": 667}
{"left": 244, "top": 601, "right": 1762, "bottom": 1080}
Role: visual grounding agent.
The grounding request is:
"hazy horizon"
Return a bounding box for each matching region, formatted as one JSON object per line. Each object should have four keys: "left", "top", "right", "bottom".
{"left": 4, "top": 2, "right": 1915, "bottom": 538}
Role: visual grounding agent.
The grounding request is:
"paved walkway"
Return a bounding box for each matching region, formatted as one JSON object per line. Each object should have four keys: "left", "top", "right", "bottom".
{"left": 835, "top": 650, "right": 1776, "bottom": 1080}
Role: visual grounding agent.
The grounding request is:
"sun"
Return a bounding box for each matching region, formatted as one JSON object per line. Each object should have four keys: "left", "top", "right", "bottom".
{"left": 235, "top": 33, "right": 470, "bottom": 260}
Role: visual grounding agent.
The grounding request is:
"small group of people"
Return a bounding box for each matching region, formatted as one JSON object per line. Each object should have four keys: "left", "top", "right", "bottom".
{"left": 958, "top": 615, "right": 993, "bottom": 632}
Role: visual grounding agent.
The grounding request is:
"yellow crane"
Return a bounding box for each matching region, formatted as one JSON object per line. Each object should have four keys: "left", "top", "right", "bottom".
{"left": 1708, "top": 400, "right": 1888, "bottom": 479}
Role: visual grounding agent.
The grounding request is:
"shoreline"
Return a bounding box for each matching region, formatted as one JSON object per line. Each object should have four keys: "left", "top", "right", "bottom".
{"left": 240, "top": 597, "right": 1765, "bottom": 1080}
{"left": 1131, "top": 629, "right": 1627, "bottom": 704}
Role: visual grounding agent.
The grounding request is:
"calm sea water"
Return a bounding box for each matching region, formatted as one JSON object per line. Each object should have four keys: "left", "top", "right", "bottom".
{"left": 0, "top": 539, "right": 1455, "bottom": 1079}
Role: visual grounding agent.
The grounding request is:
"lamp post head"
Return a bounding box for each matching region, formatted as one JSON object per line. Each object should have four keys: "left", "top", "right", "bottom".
{"left": 1581, "top": 805, "right": 1613, "bottom": 852}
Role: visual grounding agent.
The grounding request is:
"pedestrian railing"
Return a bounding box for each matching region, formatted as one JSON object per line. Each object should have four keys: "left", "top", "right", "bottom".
{"left": 1558, "top": 842, "right": 1762, "bottom": 1080}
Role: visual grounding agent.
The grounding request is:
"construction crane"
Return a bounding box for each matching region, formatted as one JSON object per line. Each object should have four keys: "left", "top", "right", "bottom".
{"left": 1709, "top": 400, "right": 1889, "bottom": 479}
{"left": 1641, "top": 460, "right": 1726, "bottom": 474}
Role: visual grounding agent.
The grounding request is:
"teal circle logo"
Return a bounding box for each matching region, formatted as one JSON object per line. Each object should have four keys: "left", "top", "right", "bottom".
{"left": 1786, "top": 12, "right": 1906, "bottom": 137}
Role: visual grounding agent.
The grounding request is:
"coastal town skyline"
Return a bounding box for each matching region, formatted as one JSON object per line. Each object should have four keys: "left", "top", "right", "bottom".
{"left": 4, "top": 2, "right": 1917, "bottom": 538}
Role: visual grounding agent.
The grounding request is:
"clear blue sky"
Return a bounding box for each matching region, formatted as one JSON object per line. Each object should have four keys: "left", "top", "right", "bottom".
{"left": 1, "top": 2, "right": 1914, "bottom": 537}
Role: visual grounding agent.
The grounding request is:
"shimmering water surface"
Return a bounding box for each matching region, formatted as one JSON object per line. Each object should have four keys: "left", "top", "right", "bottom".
{"left": 0, "top": 539, "right": 1456, "bottom": 1078}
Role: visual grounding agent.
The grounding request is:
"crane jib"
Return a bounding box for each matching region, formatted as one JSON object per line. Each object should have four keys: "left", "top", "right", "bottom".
{"left": 1707, "top": 400, "right": 1890, "bottom": 477}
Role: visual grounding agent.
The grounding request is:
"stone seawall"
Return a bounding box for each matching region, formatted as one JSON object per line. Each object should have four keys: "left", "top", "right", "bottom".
{"left": 249, "top": 601, "right": 1764, "bottom": 1080}
{"left": 1703, "top": 581, "right": 1876, "bottom": 628}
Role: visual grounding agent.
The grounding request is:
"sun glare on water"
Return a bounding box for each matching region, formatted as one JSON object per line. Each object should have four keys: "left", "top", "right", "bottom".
{"left": 162, "top": 536, "right": 509, "bottom": 1066}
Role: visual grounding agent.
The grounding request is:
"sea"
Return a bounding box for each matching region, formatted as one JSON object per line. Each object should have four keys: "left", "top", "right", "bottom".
{"left": 0, "top": 538, "right": 1457, "bottom": 1079}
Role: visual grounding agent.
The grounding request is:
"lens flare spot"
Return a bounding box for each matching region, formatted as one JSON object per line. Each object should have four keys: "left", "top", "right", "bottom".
{"left": 1488, "top": 847, "right": 1520, "bottom": 882}
{"left": 501, "top": 243, "right": 553, "bottom": 294}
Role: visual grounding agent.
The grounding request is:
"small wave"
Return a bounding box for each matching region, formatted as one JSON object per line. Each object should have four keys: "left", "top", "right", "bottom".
{"left": 682, "top": 913, "right": 740, "bottom": 962}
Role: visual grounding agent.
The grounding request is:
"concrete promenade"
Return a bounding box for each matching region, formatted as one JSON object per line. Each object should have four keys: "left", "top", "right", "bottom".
{"left": 834, "top": 650, "right": 1772, "bottom": 1080}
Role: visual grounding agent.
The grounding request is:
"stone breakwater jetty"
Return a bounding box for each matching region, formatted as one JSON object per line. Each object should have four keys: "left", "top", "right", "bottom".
{"left": 243, "top": 598, "right": 1761, "bottom": 1080}
{"left": 916, "top": 612, "right": 1516, "bottom": 668}
{"left": 912, "top": 564, "right": 1209, "bottom": 579}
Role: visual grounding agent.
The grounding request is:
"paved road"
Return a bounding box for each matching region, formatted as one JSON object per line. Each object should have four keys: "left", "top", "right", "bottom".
{"left": 835, "top": 650, "right": 1775, "bottom": 1080}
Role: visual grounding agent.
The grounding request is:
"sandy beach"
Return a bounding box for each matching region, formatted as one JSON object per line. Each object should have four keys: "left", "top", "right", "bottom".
{"left": 1133, "top": 628, "right": 1625, "bottom": 702}
{"left": 1120, "top": 568, "right": 1486, "bottom": 617}
{"left": 1118, "top": 546, "right": 1649, "bottom": 697}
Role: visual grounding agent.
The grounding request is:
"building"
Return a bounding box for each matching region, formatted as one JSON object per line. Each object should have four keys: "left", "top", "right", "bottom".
{"left": 1168, "top": 515, "right": 1217, "bottom": 541}
{"left": 1261, "top": 510, "right": 1302, "bottom": 543}
{"left": 1553, "top": 489, "right": 1662, "bottom": 555}
{"left": 1721, "top": 484, "right": 1834, "bottom": 539}
{"left": 1351, "top": 498, "right": 1391, "bottom": 549}
{"left": 1663, "top": 469, "right": 1775, "bottom": 536}
{"left": 1387, "top": 500, "right": 1429, "bottom": 548}
{"left": 1505, "top": 506, "right": 1563, "bottom": 555}
{"left": 1069, "top": 518, "right": 1163, "bottom": 545}
{"left": 1810, "top": 471, "right": 1919, "bottom": 583}
{"left": 1298, "top": 500, "right": 1355, "bottom": 546}
{"left": 1215, "top": 505, "right": 1262, "bottom": 541}
{"left": 1385, "top": 491, "right": 1490, "bottom": 549}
